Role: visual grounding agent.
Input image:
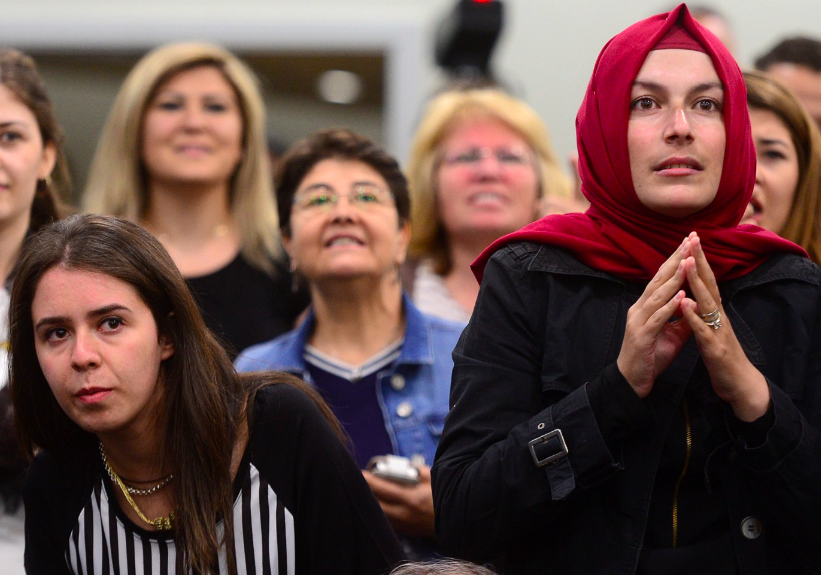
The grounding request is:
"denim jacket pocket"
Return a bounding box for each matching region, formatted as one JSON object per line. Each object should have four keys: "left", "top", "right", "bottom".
{"left": 392, "top": 412, "right": 444, "bottom": 465}
{"left": 426, "top": 413, "right": 447, "bottom": 438}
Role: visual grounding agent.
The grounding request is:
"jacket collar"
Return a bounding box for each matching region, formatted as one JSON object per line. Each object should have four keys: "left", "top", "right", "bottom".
{"left": 527, "top": 243, "right": 624, "bottom": 284}
{"left": 526, "top": 242, "right": 818, "bottom": 294}
{"left": 722, "top": 252, "right": 820, "bottom": 299}
{"left": 270, "top": 293, "right": 434, "bottom": 373}
{"left": 398, "top": 293, "right": 435, "bottom": 366}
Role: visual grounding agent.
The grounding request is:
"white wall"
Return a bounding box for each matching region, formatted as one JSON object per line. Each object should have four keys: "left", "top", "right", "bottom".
{"left": 486, "top": 0, "right": 821, "bottom": 170}
{"left": 3, "top": 0, "right": 821, "bottom": 171}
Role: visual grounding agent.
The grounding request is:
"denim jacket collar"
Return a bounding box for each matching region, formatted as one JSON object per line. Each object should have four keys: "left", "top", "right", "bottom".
{"left": 268, "top": 293, "right": 434, "bottom": 374}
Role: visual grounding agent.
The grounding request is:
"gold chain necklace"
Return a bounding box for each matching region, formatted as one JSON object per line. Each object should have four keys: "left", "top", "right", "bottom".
{"left": 100, "top": 445, "right": 175, "bottom": 495}
{"left": 99, "top": 443, "right": 175, "bottom": 531}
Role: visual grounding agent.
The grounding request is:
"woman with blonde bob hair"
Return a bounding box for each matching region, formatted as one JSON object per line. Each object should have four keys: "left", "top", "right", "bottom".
{"left": 740, "top": 69, "right": 821, "bottom": 264}
{"left": 405, "top": 88, "right": 574, "bottom": 322}
{"left": 83, "top": 42, "right": 305, "bottom": 357}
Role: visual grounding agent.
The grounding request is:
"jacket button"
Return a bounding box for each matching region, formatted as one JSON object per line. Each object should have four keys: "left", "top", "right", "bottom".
{"left": 740, "top": 516, "right": 763, "bottom": 540}
{"left": 390, "top": 374, "right": 406, "bottom": 391}
{"left": 396, "top": 402, "right": 413, "bottom": 418}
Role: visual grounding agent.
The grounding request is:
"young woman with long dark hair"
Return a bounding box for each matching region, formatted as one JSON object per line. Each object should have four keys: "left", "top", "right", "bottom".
{"left": 11, "top": 215, "right": 403, "bottom": 574}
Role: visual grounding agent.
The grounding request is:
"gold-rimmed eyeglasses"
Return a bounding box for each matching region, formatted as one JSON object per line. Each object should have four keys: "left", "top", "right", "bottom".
{"left": 292, "top": 183, "right": 394, "bottom": 213}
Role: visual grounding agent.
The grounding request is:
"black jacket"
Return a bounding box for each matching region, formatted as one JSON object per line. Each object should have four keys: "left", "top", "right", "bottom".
{"left": 432, "top": 242, "right": 821, "bottom": 574}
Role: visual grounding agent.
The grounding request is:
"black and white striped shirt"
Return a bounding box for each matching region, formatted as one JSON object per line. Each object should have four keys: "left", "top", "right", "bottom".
{"left": 66, "top": 463, "right": 295, "bottom": 575}
{"left": 24, "top": 384, "right": 404, "bottom": 575}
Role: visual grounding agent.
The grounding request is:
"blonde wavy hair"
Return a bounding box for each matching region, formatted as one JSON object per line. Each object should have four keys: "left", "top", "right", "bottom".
{"left": 407, "top": 88, "right": 572, "bottom": 275}
{"left": 82, "top": 42, "right": 280, "bottom": 273}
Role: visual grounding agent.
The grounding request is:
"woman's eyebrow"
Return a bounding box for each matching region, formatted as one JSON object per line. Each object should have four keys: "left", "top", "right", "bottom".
{"left": 631, "top": 80, "right": 724, "bottom": 94}
{"left": 87, "top": 304, "right": 132, "bottom": 319}
{"left": 153, "top": 89, "right": 183, "bottom": 99}
{"left": 0, "top": 120, "right": 31, "bottom": 129}
{"left": 632, "top": 80, "right": 665, "bottom": 92}
{"left": 688, "top": 81, "right": 724, "bottom": 94}
{"left": 302, "top": 183, "right": 333, "bottom": 192}
{"left": 757, "top": 137, "right": 790, "bottom": 148}
{"left": 34, "top": 304, "right": 132, "bottom": 331}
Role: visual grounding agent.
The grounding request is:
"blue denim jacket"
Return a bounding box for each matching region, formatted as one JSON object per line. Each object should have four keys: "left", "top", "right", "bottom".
{"left": 235, "top": 295, "right": 464, "bottom": 466}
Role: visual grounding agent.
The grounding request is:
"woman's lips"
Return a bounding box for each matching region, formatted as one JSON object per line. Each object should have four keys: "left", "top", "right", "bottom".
{"left": 654, "top": 157, "right": 704, "bottom": 176}
{"left": 75, "top": 388, "right": 112, "bottom": 405}
{"left": 740, "top": 201, "right": 762, "bottom": 225}
{"left": 176, "top": 145, "right": 211, "bottom": 158}
{"left": 324, "top": 235, "right": 365, "bottom": 248}
{"left": 468, "top": 191, "right": 508, "bottom": 207}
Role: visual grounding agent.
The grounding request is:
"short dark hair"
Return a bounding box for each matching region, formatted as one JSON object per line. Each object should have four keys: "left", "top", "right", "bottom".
{"left": 755, "top": 36, "right": 821, "bottom": 73}
{"left": 274, "top": 128, "right": 410, "bottom": 235}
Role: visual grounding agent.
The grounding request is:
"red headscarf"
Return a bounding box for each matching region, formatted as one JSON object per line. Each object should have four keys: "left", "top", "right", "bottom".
{"left": 472, "top": 4, "right": 806, "bottom": 283}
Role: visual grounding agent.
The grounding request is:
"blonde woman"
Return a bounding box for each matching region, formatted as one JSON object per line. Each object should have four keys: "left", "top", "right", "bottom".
{"left": 83, "top": 42, "right": 306, "bottom": 357}
{"left": 405, "top": 89, "right": 574, "bottom": 323}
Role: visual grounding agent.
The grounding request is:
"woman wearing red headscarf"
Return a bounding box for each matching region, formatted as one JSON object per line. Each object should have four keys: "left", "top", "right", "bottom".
{"left": 432, "top": 5, "right": 821, "bottom": 574}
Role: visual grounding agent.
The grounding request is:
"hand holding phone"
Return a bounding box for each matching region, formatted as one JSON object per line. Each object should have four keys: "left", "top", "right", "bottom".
{"left": 366, "top": 455, "right": 420, "bottom": 486}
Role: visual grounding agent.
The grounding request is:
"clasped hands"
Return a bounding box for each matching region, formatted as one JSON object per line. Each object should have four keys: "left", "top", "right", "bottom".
{"left": 616, "top": 232, "right": 770, "bottom": 422}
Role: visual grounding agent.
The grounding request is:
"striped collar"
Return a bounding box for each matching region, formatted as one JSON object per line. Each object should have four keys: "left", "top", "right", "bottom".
{"left": 274, "top": 294, "right": 435, "bottom": 373}
{"left": 304, "top": 338, "right": 404, "bottom": 382}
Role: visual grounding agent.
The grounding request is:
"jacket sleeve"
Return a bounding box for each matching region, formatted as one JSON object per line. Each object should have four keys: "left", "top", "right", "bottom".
{"left": 727, "top": 310, "right": 821, "bottom": 571}
{"left": 250, "top": 384, "right": 405, "bottom": 574}
{"left": 23, "top": 454, "right": 74, "bottom": 575}
{"left": 431, "top": 247, "right": 651, "bottom": 562}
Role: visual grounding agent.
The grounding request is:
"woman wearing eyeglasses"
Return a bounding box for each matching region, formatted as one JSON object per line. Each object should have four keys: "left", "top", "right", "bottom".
{"left": 405, "top": 89, "right": 574, "bottom": 323}
{"left": 236, "top": 129, "right": 463, "bottom": 559}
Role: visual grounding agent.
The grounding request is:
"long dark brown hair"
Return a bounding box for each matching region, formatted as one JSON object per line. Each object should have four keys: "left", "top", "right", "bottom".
{"left": 9, "top": 214, "right": 341, "bottom": 574}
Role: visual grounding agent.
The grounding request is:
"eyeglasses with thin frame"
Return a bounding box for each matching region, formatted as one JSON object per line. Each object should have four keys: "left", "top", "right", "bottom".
{"left": 292, "top": 182, "right": 394, "bottom": 213}
{"left": 440, "top": 145, "right": 533, "bottom": 168}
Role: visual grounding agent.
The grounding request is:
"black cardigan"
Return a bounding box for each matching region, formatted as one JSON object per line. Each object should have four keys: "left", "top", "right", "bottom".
{"left": 24, "top": 384, "right": 404, "bottom": 574}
